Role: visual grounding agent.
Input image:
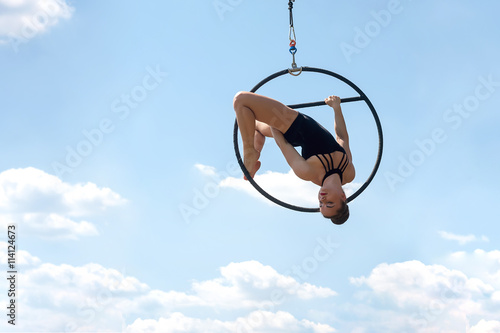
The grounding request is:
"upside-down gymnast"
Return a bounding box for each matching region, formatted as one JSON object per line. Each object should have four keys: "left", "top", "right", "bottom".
{"left": 233, "top": 92, "right": 355, "bottom": 225}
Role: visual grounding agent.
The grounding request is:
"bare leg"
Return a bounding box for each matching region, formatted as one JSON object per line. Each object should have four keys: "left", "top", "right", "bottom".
{"left": 255, "top": 120, "right": 273, "bottom": 137}
{"left": 233, "top": 92, "right": 298, "bottom": 179}
{"left": 254, "top": 130, "right": 265, "bottom": 153}
{"left": 233, "top": 103, "right": 261, "bottom": 179}
{"left": 254, "top": 121, "right": 272, "bottom": 153}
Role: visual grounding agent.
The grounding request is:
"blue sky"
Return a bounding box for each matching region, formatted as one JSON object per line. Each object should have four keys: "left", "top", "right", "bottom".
{"left": 1, "top": 0, "right": 500, "bottom": 332}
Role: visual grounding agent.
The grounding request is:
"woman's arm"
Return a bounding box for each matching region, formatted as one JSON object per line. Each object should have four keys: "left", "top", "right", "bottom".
{"left": 325, "top": 95, "right": 353, "bottom": 163}
{"left": 271, "top": 127, "right": 313, "bottom": 181}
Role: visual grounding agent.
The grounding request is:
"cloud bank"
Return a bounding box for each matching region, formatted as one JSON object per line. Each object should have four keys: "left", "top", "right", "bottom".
{"left": 196, "top": 164, "right": 362, "bottom": 208}
{"left": 0, "top": 0, "right": 74, "bottom": 48}
{"left": 2, "top": 165, "right": 499, "bottom": 332}
{"left": 2, "top": 243, "right": 499, "bottom": 332}
{"left": 0, "top": 167, "right": 126, "bottom": 239}
{"left": 438, "top": 230, "right": 489, "bottom": 245}
{"left": 349, "top": 255, "right": 500, "bottom": 332}
{"left": 1, "top": 246, "right": 338, "bottom": 332}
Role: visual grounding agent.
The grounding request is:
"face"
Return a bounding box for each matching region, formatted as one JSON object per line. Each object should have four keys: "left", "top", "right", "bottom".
{"left": 318, "top": 189, "right": 345, "bottom": 217}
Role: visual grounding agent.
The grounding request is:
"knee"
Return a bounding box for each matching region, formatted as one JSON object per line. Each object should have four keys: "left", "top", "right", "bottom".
{"left": 233, "top": 91, "right": 252, "bottom": 110}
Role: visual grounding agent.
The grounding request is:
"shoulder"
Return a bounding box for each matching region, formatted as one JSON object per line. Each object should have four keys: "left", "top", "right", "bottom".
{"left": 342, "top": 163, "right": 355, "bottom": 184}
{"left": 293, "top": 160, "right": 316, "bottom": 181}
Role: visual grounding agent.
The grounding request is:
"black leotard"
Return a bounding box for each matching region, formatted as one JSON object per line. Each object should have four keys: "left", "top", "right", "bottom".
{"left": 283, "top": 112, "right": 349, "bottom": 184}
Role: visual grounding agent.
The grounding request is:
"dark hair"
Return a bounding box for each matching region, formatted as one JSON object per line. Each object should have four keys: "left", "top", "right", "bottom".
{"left": 325, "top": 201, "right": 349, "bottom": 225}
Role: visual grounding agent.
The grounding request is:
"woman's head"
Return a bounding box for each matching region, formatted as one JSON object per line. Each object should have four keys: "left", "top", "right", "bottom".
{"left": 318, "top": 189, "right": 350, "bottom": 225}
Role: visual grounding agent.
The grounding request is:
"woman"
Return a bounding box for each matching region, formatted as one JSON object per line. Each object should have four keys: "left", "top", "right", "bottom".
{"left": 233, "top": 91, "right": 355, "bottom": 225}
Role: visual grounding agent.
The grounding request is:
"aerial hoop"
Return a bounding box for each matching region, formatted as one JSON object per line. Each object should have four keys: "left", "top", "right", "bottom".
{"left": 233, "top": 66, "right": 383, "bottom": 213}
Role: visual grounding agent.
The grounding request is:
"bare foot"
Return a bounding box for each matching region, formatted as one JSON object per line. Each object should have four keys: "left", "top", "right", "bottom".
{"left": 243, "top": 148, "right": 261, "bottom": 180}
{"left": 244, "top": 161, "right": 261, "bottom": 180}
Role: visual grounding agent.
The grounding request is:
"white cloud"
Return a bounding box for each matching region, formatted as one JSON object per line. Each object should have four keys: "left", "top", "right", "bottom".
{"left": 126, "top": 311, "right": 337, "bottom": 333}
{"left": 15, "top": 261, "right": 149, "bottom": 332}
{"left": 219, "top": 169, "right": 361, "bottom": 208}
{"left": 0, "top": 240, "right": 41, "bottom": 267}
{"left": 191, "top": 261, "right": 336, "bottom": 309}
{"left": 0, "top": 167, "right": 126, "bottom": 215}
{"left": 128, "top": 260, "right": 337, "bottom": 316}
{"left": 0, "top": 0, "right": 74, "bottom": 48}
{"left": 445, "top": 249, "right": 500, "bottom": 289}
{"left": 469, "top": 319, "right": 500, "bottom": 333}
{"left": 349, "top": 253, "right": 500, "bottom": 332}
{"left": 2, "top": 242, "right": 338, "bottom": 332}
{"left": 194, "top": 163, "right": 217, "bottom": 177}
{"left": 350, "top": 260, "right": 491, "bottom": 307}
{"left": 0, "top": 167, "right": 126, "bottom": 239}
{"left": 438, "top": 230, "right": 489, "bottom": 245}
{"left": 4, "top": 240, "right": 500, "bottom": 332}
{"left": 126, "top": 313, "right": 237, "bottom": 333}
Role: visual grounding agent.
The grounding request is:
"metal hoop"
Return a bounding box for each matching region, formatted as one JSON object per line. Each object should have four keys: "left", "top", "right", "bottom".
{"left": 233, "top": 66, "right": 383, "bottom": 212}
